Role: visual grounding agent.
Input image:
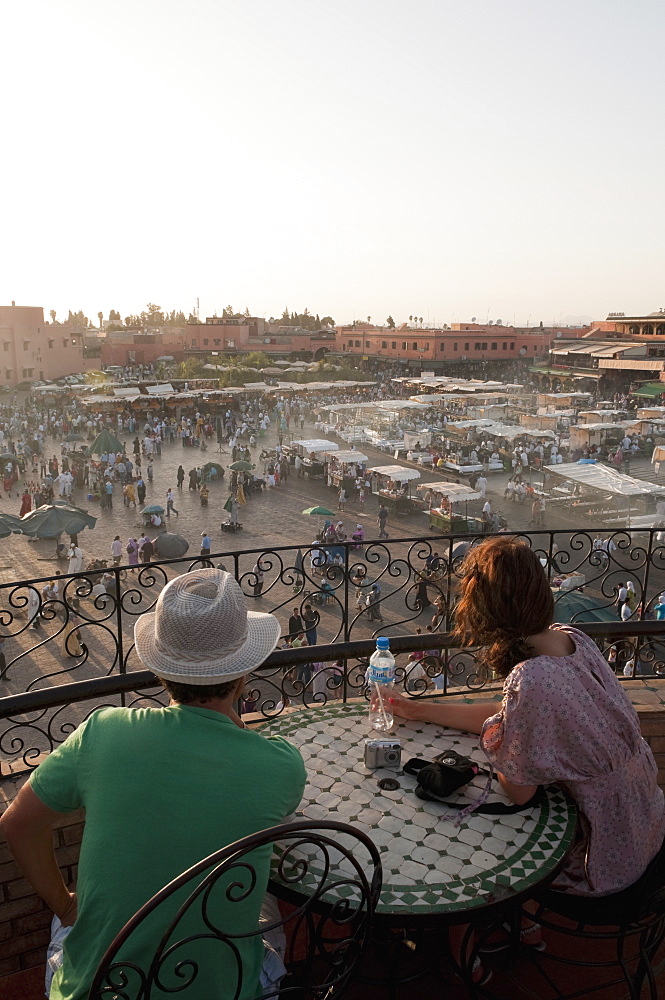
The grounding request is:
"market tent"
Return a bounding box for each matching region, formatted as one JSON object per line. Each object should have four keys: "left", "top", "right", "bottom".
{"left": 367, "top": 464, "right": 421, "bottom": 482}
{"left": 416, "top": 481, "right": 481, "bottom": 501}
{"left": 544, "top": 462, "right": 663, "bottom": 496}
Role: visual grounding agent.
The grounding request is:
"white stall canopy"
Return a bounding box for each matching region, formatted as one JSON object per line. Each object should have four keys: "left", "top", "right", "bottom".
{"left": 292, "top": 439, "right": 339, "bottom": 453}
{"left": 324, "top": 450, "right": 368, "bottom": 463}
{"left": 416, "top": 481, "right": 481, "bottom": 501}
{"left": 544, "top": 462, "right": 662, "bottom": 496}
{"left": 368, "top": 464, "right": 421, "bottom": 482}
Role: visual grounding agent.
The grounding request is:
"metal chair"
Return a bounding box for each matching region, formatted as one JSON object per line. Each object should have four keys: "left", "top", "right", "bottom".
{"left": 88, "top": 819, "right": 382, "bottom": 1000}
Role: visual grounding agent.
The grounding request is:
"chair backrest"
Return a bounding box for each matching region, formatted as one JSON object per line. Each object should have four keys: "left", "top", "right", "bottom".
{"left": 88, "top": 819, "right": 382, "bottom": 1000}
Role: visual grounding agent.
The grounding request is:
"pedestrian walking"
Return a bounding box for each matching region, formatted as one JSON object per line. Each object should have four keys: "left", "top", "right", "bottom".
{"left": 377, "top": 505, "right": 389, "bottom": 538}
{"left": 200, "top": 532, "right": 212, "bottom": 567}
{"left": 125, "top": 538, "right": 139, "bottom": 568}
{"left": 141, "top": 536, "right": 154, "bottom": 564}
{"left": 111, "top": 536, "right": 123, "bottom": 566}
{"left": 338, "top": 488, "right": 346, "bottom": 511}
{"left": 252, "top": 560, "right": 264, "bottom": 597}
{"left": 166, "top": 489, "right": 179, "bottom": 518}
{"left": 67, "top": 542, "right": 83, "bottom": 575}
{"left": 176, "top": 465, "right": 185, "bottom": 488}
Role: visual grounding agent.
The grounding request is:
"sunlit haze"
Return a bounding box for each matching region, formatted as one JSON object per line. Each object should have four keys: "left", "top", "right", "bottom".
{"left": 1, "top": 0, "right": 663, "bottom": 326}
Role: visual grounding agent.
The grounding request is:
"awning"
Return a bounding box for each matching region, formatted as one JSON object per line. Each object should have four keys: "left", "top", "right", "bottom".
{"left": 292, "top": 439, "right": 338, "bottom": 453}
{"left": 324, "top": 450, "right": 368, "bottom": 463}
{"left": 632, "top": 383, "right": 665, "bottom": 398}
{"left": 368, "top": 464, "right": 421, "bottom": 482}
{"left": 544, "top": 462, "right": 663, "bottom": 497}
{"left": 416, "top": 481, "right": 481, "bottom": 501}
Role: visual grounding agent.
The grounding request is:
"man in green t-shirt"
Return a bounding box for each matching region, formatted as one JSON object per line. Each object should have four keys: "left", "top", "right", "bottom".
{"left": 1, "top": 570, "right": 306, "bottom": 1000}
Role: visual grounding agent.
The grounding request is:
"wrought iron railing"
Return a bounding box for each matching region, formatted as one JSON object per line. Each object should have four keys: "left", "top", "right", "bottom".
{"left": 2, "top": 529, "right": 665, "bottom": 776}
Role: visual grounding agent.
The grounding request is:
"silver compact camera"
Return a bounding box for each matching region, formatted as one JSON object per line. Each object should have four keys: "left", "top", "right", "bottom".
{"left": 364, "top": 738, "right": 402, "bottom": 770}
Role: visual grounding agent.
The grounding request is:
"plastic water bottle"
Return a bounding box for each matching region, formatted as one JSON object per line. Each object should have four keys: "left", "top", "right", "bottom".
{"left": 367, "top": 637, "right": 395, "bottom": 732}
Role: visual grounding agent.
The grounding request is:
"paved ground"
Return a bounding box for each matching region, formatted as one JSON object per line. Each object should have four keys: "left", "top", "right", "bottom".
{"left": 5, "top": 411, "right": 656, "bottom": 582}
{"left": 1, "top": 415, "right": 663, "bottom": 707}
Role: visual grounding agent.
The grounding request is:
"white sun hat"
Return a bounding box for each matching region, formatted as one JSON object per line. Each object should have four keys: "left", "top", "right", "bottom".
{"left": 134, "top": 569, "right": 280, "bottom": 684}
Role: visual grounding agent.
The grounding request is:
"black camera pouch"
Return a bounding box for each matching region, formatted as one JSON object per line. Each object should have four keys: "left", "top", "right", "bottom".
{"left": 415, "top": 751, "right": 479, "bottom": 799}
{"left": 407, "top": 750, "right": 543, "bottom": 815}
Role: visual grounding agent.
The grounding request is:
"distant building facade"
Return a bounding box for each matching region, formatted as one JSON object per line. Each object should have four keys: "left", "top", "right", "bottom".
{"left": 0, "top": 304, "right": 91, "bottom": 386}
{"left": 334, "top": 321, "right": 590, "bottom": 373}
{"left": 605, "top": 310, "right": 665, "bottom": 338}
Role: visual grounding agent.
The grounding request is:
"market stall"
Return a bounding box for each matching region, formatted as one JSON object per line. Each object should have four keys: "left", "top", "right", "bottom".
{"left": 416, "top": 481, "right": 483, "bottom": 534}
{"left": 542, "top": 461, "right": 663, "bottom": 526}
{"left": 288, "top": 439, "right": 338, "bottom": 479}
{"left": 323, "top": 450, "right": 368, "bottom": 493}
{"left": 367, "top": 464, "right": 421, "bottom": 513}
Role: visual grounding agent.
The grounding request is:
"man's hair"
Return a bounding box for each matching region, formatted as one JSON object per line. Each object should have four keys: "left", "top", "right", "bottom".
{"left": 160, "top": 677, "right": 238, "bottom": 704}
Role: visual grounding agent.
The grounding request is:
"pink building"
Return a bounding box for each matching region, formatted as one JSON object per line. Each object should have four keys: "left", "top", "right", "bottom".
{"left": 335, "top": 321, "right": 591, "bottom": 370}
{"left": 0, "top": 304, "right": 91, "bottom": 386}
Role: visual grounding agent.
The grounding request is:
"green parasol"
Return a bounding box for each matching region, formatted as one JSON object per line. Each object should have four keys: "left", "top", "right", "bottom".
{"left": 229, "top": 460, "right": 255, "bottom": 472}
{"left": 87, "top": 429, "right": 124, "bottom": 456}
{"left": 201, "top": 462, "right": 225, "bottom": 481}
{"left": 18, "top": 502, "right": 97, "bottom": 539}
{"left": 302, "top": 506, "right": 335, "bottom": 516}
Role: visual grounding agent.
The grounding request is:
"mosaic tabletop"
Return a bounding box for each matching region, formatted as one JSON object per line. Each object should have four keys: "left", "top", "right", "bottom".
{"left": 263, "top": 703, "right": 577, "bottom": 919}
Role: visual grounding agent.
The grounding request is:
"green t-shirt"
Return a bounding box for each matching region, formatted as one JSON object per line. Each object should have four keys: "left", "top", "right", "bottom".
{"left": 30, "top": 705, "right": 306, "bottom": 1000}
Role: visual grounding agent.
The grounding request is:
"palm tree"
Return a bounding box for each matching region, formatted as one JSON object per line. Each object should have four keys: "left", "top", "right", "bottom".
{"left": 97, "top": 311, "right": 103, "bottom": 331}
{"left": 367, "top": 315, "right": 371, "bottom": 325}
{"left": 409, "top": 315, "right": 413, "bottom": 325}
{"left": 419, "top": 317, "right": 424, "bottom": 328}
{"left": 49, "top": 309, "right": 56, "bottom": 324}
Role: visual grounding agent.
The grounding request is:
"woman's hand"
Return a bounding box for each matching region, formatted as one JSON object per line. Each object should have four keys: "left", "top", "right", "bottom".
{"left": 390, "top": 691, "right": 428, "bottom": 721}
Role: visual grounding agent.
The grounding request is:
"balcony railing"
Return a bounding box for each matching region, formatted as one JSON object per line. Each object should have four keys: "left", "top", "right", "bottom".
{"left": 2, "top": 529, "right": 665, "bottom": 776}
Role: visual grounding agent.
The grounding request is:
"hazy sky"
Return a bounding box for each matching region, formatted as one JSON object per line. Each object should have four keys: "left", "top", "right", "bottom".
{"left": 1, "top": 0, "right": 663, "bottom": 328}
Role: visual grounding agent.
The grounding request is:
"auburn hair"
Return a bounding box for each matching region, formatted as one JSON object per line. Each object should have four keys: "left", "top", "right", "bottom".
{"left": 453, "top": 536, "right": 554, "bottom": 678}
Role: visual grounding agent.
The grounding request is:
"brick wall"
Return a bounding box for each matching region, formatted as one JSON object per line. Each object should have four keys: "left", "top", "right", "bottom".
{"left": 3, "top": 696, "right": 665, "bottom": 978}
{"left": 0, "top": 805, "right": 83, "bottom": 977}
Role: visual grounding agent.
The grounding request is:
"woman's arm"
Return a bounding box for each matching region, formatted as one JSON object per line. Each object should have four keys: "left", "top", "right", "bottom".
{"left": 390, "top": 691, "right": 499, "bottom": 735}
{"left": 497, "top": 772, "right": 539, "bottom": 805}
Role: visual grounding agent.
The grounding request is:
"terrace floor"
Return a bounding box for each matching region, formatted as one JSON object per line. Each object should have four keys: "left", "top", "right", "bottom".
{"left": 5, "top": 936, "right": 665, "bottom": 1000}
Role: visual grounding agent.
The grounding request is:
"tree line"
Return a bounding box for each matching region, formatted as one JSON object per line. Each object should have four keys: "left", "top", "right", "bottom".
{"left": 48, "top": 304, "right": 336, "bottom": 331}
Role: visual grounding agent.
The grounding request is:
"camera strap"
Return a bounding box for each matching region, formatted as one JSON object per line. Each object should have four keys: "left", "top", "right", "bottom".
{"left": 405, "top": 753, "right": 544, "bottom": 824}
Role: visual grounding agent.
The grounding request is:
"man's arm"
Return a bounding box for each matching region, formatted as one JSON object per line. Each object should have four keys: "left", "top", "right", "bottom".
{"left": 0, "top": 783, "right": 77, "bottom": 925}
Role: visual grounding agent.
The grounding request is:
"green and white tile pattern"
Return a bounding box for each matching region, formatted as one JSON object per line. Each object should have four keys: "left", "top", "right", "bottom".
{"left": 265, "top": 703, "right": 577, "bottom": 916}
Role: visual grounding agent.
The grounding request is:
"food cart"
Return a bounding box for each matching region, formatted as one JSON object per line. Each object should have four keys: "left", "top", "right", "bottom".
{"left": 288, "top": 439, "right": 338, "bottom": 479}
{"left": 416, "top": 481, "right": 484, "bottom": 534}
{"left": 367, "top": 464, "right": 421, "bottom": 513}
{"left": 323, "top": 450, "right": 368, "bottom": 493}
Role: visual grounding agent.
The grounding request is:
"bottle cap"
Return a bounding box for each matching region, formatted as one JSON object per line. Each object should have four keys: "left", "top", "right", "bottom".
{"left": 376, "top": 636, "right": 390, "bottom": 650}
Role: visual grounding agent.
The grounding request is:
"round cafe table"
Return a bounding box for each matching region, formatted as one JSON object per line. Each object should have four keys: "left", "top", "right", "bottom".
{"left": 262, "top": 702, "right": 577, "bottom": 925}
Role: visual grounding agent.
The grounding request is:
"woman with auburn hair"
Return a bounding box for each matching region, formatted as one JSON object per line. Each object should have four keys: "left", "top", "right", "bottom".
{"left": 392, "top": 535, "right": 665, "bottom": 918}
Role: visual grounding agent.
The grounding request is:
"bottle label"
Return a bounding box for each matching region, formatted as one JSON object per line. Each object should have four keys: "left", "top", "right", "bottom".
{"left": 367, "top": 664, "right": 394, "bottom": 685}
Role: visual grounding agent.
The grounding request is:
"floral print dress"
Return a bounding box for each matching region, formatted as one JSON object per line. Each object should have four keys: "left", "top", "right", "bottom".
{"left": 481, "top": 626, "right": 665, "bottom": 895}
